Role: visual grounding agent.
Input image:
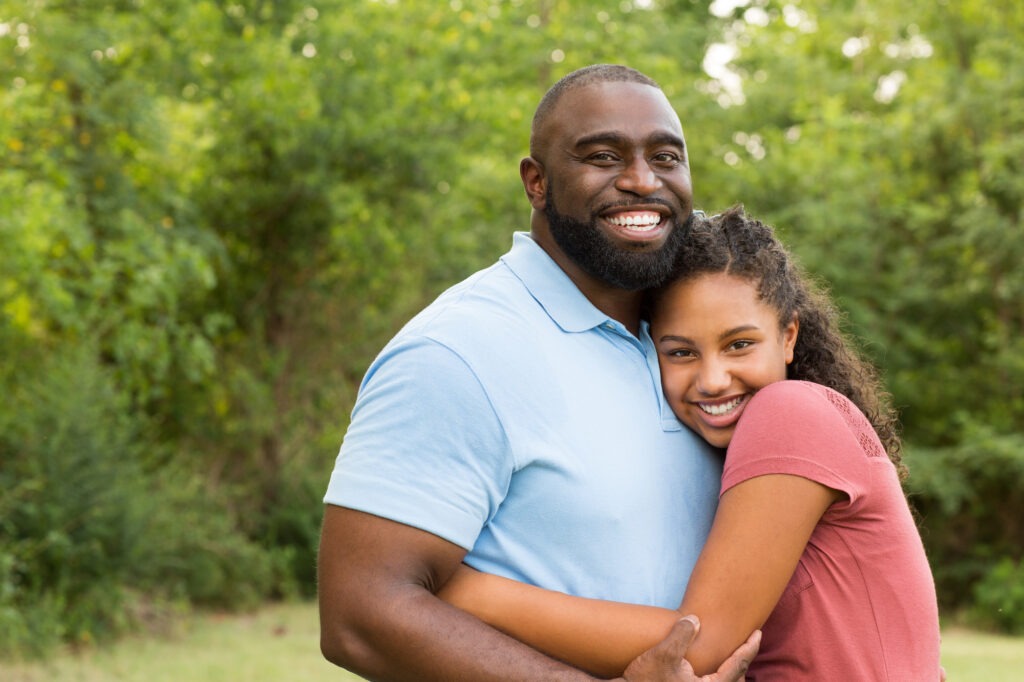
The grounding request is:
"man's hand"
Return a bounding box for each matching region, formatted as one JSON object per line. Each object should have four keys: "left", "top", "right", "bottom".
{"left": 617, "top": 616, "right": 760, "bottom": 682}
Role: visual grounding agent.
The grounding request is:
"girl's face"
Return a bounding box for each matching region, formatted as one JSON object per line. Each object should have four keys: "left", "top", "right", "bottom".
{"left": 651, "top": 272, "right": 799, "bottom": 449}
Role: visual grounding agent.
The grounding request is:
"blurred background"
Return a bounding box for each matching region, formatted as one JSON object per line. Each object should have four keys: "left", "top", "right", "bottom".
{"left": 1, "top": 0, "right": 1022, "bottom": 661}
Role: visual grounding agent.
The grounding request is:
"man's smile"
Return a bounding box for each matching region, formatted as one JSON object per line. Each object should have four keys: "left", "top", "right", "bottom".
{"left": 602, "top": 208, "right": 671, "bottom": 243}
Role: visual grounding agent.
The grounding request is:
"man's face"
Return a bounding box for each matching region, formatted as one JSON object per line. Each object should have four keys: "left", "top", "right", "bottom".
{"left": 531, "top": 81, "right": 694, "bottom": 290}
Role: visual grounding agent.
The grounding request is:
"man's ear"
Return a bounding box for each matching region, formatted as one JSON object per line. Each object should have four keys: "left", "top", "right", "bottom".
{"left": 520, "top": 157, "right": 546, "bottom": 211}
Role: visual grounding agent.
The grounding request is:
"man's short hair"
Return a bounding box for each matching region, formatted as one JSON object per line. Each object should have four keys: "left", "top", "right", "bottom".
{"left": 530, "top": 65, "right": 662, "bottom": 157}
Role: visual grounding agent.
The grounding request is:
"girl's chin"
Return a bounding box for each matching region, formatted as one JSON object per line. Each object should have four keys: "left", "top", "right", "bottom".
{"left": 694, "top": 425, "right": 734, "bottom": 450}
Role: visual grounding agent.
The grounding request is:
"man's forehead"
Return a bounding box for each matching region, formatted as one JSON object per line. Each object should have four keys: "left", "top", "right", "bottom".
{"left": 551, "top": 82, "right": 682, "bottom": 141}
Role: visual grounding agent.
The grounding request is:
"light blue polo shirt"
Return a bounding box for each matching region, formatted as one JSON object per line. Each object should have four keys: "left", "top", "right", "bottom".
{"left": 325, "top": 232, "right": 722, "bottom": 607}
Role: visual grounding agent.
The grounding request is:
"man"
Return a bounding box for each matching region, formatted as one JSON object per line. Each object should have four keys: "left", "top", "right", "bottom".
{"left": 318, "top": 64, "right": 760, "bottom": 681}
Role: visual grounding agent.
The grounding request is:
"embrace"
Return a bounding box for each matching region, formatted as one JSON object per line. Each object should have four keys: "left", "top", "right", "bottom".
{"left": 317, "top": 64, "right": 942, "bottom": 681}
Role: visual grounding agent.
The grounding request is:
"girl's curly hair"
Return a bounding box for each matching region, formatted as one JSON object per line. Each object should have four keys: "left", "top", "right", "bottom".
{"left": 650, "top": 205, "right": 906, "bottom": 479}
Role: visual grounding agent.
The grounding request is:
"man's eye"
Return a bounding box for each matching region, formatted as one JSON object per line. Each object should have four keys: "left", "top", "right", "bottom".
{"left": 589, "top": 152, "right": 618, "bottom": 162}
{"left": 652, "top": 152, "right": 681, "bottom": 165}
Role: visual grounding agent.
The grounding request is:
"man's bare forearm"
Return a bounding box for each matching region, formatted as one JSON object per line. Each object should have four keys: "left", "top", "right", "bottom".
{"left": 322, "top": 584, "right": 599, "bottom": 682}
{"left": 318, "top": 506, "right": 596, "bottom": 681}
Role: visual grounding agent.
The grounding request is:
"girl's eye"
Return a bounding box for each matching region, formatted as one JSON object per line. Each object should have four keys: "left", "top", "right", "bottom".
{"left": 666, "top": 348, "right": 696, "bottom": 359}
{"left": 729, "top": 340, "right": 754, "bottom": 351}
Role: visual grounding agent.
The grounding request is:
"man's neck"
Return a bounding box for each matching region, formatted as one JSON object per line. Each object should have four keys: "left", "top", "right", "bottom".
{"left": 530, "top": 229, "right": 644, "bottom": 336}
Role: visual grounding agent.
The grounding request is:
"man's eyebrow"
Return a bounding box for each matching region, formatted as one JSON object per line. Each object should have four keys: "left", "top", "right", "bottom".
{"left": 573, "top": 131, "right": 629, "bottom": 149}
{"left": 573, "top": 131, "right": 686, "bottom": 150}
{"left": 648, "top": 131, "right": 686, "bottom": 149}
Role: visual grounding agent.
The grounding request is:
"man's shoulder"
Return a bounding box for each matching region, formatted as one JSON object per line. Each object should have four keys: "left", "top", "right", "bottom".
{"left": 400, "top": 260, "right": 548, "bottom": 345}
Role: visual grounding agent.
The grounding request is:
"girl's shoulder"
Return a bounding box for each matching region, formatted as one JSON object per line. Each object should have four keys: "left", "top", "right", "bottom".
{"left": 748, "top": 380, "right": 850, "bottom": 415}
{"left": 749, "top": 381, "right": 884, "bottom": 459}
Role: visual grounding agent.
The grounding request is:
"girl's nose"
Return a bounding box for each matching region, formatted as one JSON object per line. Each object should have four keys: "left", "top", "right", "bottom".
{"left": 696, "top": 359, "right": 731, "bottom": 396}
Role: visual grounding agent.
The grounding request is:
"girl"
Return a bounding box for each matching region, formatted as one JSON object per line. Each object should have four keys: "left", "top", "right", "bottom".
{"left": 439, "top": 207, "right": 941, "bottom": 680}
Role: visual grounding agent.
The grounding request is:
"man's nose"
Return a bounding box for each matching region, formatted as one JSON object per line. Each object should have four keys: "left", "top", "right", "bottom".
{"left": 615, "top": 157, "right": 662, "bottom": 196}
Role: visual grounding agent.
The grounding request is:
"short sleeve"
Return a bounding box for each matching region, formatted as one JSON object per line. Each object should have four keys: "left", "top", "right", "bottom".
{"left": 721, "top": 381, "right": 869, "bottom": 503}
{"left": 324, "top": 336, "right": 514, "bottom": 550}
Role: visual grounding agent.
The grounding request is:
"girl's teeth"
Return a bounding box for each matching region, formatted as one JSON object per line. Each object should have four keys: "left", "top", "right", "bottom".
{"left": 700, "top": 397, "right": 742, "bottom": 416}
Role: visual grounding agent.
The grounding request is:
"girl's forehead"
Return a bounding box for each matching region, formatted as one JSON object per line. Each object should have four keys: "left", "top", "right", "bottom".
{"left": 652, "top": 272, "right": 777, "bottom": 326}
{"left": 662, "top": 272, "right": 761, "bottom": 305}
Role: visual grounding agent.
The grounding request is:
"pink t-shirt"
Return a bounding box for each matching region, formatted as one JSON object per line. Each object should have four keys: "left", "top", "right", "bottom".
{"left": 723, "top": 381, "right": 941, "bottom": 681}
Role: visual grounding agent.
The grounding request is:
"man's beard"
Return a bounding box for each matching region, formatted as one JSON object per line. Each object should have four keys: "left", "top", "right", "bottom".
{"left": 545, "top": 187, "right": 692, "bottom": 291}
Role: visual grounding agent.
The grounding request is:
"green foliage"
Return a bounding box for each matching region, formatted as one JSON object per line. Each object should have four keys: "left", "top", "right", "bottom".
{"left": 903, "top": 426, "right": 1024, "bottom": 618}
{"left": 0, "top": 342, "right": 272, "bottom": 656}
{"left": 1, "top": 0, "right": 1022, "bottom": 654}
{"left": 0, "top": 340, "right": 145, "bottom": 653}
{"left": 971, "top": 558, "right": 1024, "bottom": 635}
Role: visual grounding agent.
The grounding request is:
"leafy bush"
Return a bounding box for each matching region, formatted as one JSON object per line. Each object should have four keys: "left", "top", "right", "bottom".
{"left": 0, "top": 341, "right": 274, "bottom": 656}
{"left": 970, "top": 558, "right": 1024, "bottom": 634}
{"left": 904, "top": 422, "right": 1024, "bottom": 632}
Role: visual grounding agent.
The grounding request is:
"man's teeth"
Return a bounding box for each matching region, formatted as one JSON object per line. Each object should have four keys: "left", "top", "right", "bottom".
{"left": 699, "top": 396, "right": 743, "bottom": 416}
{"left": 608, "top": 213, "right": 661, "bottom": 228}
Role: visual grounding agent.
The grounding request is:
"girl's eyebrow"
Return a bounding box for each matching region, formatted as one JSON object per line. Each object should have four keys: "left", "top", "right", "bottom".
{"left": 719, "top": 324, "right": 759, "bottom": 341}
{"left": 658, "top": 325, "right": 761, "bottom": 345}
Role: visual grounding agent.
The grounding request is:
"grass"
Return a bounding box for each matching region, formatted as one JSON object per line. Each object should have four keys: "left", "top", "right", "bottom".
{"left": 1, "top": 602, "right": 1022, "bottom": 681}
{"left": 939, "top": 626, "right": 1024, "bottom": 681}
{"left": 0, "top": 602, "right": 361, "bottom": 682}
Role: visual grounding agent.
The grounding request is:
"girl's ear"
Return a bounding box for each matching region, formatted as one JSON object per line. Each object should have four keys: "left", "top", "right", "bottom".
{"left": 783, "top": 314, "right": 799, "bottom": 365}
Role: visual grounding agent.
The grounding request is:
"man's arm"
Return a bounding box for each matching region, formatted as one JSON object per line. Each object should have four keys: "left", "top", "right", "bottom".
{"left": 318, "top": 505, "right": 598, "bottom": 681}
{"left": 318, "top": 505, "right": 758, "bottom": 681}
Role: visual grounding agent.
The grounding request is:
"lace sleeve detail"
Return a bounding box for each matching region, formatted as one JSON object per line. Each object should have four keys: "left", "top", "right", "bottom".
{"left": 822, "top": 385, "right": 885, "bottom": 459}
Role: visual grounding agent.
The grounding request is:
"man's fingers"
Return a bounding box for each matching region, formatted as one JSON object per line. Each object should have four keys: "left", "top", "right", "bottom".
{"left": 621, "top": 617, "right": 760, "bottom": 682}
{"left": 662, "top": 615, "right": 701, "bottom": 660}
{"left": 619, "top": 615, "right": 701, "bottom": 681}
{"left": 711, "top": 628, "right": 761, "bottom": 681}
